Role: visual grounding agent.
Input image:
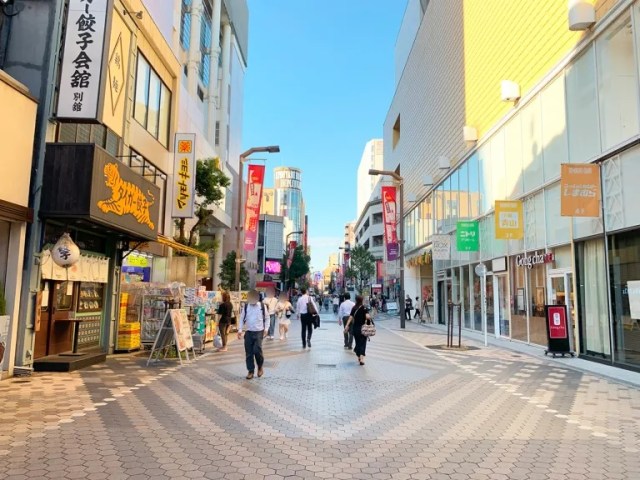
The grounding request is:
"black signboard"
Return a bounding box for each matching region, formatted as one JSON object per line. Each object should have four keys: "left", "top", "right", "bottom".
{"left": 41, "top": 143, "right": 160, "bottom": 241}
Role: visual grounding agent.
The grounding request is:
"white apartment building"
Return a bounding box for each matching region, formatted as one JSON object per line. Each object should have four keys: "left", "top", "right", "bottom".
{"left": 144, "top": 0, "right": 248, "bottom": 279}
{"left": 356, "top": 139, "right": 384, "bottom": 218}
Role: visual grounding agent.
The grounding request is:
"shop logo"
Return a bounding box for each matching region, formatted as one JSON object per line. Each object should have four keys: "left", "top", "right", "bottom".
{"left": 515, "top": 251, "right": 554, "bottom": 269}
{"left": 97, "top": 163, "right": 156, "bottom": 230}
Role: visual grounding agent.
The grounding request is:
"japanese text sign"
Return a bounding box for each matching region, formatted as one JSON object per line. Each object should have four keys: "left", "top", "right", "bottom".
{"left": 456, "top": 221, "right": 479, "bottom": 252}
{"left": 381, "top": 186, "right": 399, "bottom": 261}
{"left": 495, "top": 200, "right": 524, "bottom": 239}
{"left": 432, "top": 235, "right": 451, "bottom": 261}
{"left": 547, "top": 306, "right": 568, "bottom": 339}
{"left": 172, "top": 133, "right": 196, "bottom": 218}
{"left": 57, "top": 0, "right": 110, "bottom": 120}
{"left": 560, "top": 163, "right": 601, "bottom": 217}
{"left": 244, "top": 164, "right": 265, "bottom": 251}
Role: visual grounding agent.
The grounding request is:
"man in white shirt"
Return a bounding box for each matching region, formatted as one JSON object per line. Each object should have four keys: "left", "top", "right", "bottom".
{"left": 237, "top": 290, "right": 270, "bottom": 379}
{"left": 295, "top": 287, "right": 319, "bottom": 349}
{"left": 338, "top": 294, "right": 356, "bottom": 349}
{"left": 263, "top": 288, "right": 279, "bottom": 340}
{"left": 332, "top": 295, "right": 339, "bottom": 314}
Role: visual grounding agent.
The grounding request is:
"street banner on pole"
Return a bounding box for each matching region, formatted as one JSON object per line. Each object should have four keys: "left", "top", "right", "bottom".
{"left": 432, "top": 235, "right": 451, "bottom": 260}
{"left": 287, "top": 241, "right": 297, "bottom": 268}
{"left": 172, "top": 133, "right": 197, "bottom": 218}
{"left": 457, "top": 221, "right": 479, "bottom": 252}
{"left": 560, "top": 163, "right": 601, "bottom": 217}
{"left": 243, "top": 164, "right": 265, "bottom": 251}
{"left": 495, "top": 200, "right": 524, "bottom": 239}
{"left": 381, "top": 186, "right": 399, "bottom": 261}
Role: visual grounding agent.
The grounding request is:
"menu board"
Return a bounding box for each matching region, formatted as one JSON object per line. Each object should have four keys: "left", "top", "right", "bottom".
{"left": 169, "top": 309, "right": 194, "bottom": 352}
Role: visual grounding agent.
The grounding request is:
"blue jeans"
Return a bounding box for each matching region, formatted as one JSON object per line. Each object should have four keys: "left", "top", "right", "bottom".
{"left": 268, "top": 314, "right": 276, "bottom": 337}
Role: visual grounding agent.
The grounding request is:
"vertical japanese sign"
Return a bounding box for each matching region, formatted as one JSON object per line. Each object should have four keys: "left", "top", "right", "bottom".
{"left": 243, "top": 164, "right": 265, "bottom": 251}
{"left": 172, "top": 134, "right": 196, "bottom": 218}
{"left": 381, "top": 186, "right": 399, "bottom": 261}
{"left": 456, "top": 221, "right": 479, "bottom": 252}
{"left": 57, "top": 0, "right": 111, "bottom": 120}
{"left": 495, "top": 200, "right": 524, "bottom": 239}
{"left": 560, "top": 163, "right": 601, "bottom": 217}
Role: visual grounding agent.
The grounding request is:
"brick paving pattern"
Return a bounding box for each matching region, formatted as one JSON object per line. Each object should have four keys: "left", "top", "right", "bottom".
{"left": 1, "top": 311, "right": 639, "bottom": 479}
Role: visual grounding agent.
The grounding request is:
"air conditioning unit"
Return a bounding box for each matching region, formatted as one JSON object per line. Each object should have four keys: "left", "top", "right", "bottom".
{"left": 568, "top": 0, "right": 595, "bottom": 31}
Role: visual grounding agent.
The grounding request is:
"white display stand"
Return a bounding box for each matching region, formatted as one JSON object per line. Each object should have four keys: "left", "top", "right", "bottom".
{"left": 147, "top": 309, "right": 196, "bottom": 366}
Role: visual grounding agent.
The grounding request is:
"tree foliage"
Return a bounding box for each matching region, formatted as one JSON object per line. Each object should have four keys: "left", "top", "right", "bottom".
{"left": 346, "top": 245, "right": 376, "bottom": 291}
{"left": 176, "top": 158, "right": 231, "bottom": 247}
{"left": 218, "top": 250, "right": 248, "bottom": 290}
{"left": 281, "top": 245, "right": 311, "bottom": 289}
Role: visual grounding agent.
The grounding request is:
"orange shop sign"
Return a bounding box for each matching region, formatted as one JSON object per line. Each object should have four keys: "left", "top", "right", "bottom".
{"left": 560, "top": 163, "right": 601, "bottom": 217}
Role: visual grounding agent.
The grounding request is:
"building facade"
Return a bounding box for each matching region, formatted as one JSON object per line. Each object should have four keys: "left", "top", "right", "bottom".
{"left": 274, "top": 166, "right": 305, "bottom": 246}
{"left": 384, "top": 0, "right": 640, "bottom": 370}
{"left": 0, "top": 70, "right": 37, "bottom": 377}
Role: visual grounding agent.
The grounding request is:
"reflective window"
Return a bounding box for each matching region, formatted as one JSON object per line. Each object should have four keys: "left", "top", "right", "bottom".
{"left": 541, "top": 74, "right": 568, "bottom": 181}
{"left": 521, "top": 95, "right": 544, "bottom": 192}
{"left": 134, "top": 54, "right": 171, "bottom": 147}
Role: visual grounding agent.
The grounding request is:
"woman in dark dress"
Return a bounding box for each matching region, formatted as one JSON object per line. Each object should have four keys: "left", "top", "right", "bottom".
{"left": 344, "top": 295, "right": 369, "bottom": 365}
{"left": 216, "top": 291, "right": 233, "bottom": 352}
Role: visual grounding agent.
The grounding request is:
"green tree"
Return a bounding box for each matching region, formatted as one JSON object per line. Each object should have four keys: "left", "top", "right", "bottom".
{"left": 281, "top": 245, "right": 311, "bottom": 289}
{"left": 346, "top": 245, "right": 376, "bottom": 292}
{"left": 218, "top": 251, "right": 248, "bottom": 290}
{"left": 175, "top": 158, "right": 230, "bottom": 247}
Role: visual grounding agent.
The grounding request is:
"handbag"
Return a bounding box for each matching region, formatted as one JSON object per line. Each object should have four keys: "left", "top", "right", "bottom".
{"left": 307, "top": 297, "right": 318, "bottom": 316}
{"left": 361, "top": 319, "right": 376, "bottom": 337}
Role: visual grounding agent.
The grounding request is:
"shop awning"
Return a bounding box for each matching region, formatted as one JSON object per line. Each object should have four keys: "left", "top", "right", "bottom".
{"left": 157, "top": 235, "right": 209, "bottom": 260}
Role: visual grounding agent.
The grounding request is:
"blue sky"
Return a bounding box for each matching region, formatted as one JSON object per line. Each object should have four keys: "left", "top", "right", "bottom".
{"left": 243, "top": 0, "right": 406, "bottom": 271}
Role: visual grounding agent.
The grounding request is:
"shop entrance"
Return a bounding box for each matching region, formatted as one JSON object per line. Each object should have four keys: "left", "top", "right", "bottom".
{"left": 548, "top": 269, "right": 575, "bottom": 349}
{"left": 437, "top": 278, "right": 449, "bottom": 325}
{"left": 34, "top": 281, "right": 74, "bottom": 359}
{"left": 493, "top": 273, "right": 510, "bottom": 337}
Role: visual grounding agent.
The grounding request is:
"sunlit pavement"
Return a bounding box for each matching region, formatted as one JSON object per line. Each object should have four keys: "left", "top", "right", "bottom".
{"left": 1, "top": 311, "right": 640, "bottom": 480}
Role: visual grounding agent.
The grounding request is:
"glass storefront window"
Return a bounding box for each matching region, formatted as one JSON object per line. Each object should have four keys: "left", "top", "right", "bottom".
{"left": 468, "top": 153, "right": 481, "bottom": 218}
{"left": 608, "top": 230, "right": 640, "bottom": 368}
{"left": 461, "top": 265, "right": 471, "bottom": 329}
{"left": 472, "top": 263, "right": 482, "bottom": 331}
{"left": 577, "top": 238, "right": 611, "bottom": 358}
{"left": 528, "top": 262, "right": 547, "bottom": 346}
{"left": 478, "top": 144, "right": 492, "bottom": 215}
{"left": 510, "top": 256, "right": 528, "bottom": 342}
{"left": 597, "top": 14, "right": 639, "bottom": 150}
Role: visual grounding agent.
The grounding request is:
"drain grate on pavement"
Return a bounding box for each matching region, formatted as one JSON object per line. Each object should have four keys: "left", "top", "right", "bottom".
{"left": 426, "top": 345, "right": 480, "bottom": 352}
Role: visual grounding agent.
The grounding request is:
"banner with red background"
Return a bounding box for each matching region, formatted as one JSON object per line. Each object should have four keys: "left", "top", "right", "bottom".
{"left": 243, "top": 165, "right": 265, "bottom": 251}
{"left": 381, "top": 186, "right": 399, "bottom": 261}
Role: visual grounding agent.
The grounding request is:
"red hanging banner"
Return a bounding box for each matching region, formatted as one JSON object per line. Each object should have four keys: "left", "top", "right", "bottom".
{"left": 243, "top": 165, "right": 265, "bottom": 251}
{"left": 381, "top": 186, "right": 399, "bottom": 261}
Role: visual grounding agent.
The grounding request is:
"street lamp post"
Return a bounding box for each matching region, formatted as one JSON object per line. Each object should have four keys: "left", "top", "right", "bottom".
{"left": 368, "top": 168, "right": 405, "bottom": 329}
{"left": 235, "top": 145, "right": 280, "bottom": 291}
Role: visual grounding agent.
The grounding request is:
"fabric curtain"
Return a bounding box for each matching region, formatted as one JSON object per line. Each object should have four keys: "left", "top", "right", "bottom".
{"left": 583, "top": 239, "right": 611, "bottom": 355}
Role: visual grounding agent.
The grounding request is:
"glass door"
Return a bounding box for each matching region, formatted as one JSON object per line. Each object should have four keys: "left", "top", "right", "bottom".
{"left": 494, "top": 274, "right": 511, "bottom": 337}
{"left": 549, "top": 271, "right": 575, "bottom": 351}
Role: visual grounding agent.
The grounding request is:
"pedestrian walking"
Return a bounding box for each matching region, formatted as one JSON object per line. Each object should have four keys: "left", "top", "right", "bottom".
{"left": 263, "top": 287, "right": 279, "bottom": 340}
{"left": 332, "top": 295, "right": 339, "bottom": 314}
{"left": 275, "top": 292, "right": 294, "bottom": 340}
{"left": 344, "top": 295, "right": 370, "bottom": 365}
{"left": 405, "top": 295, "right": 413, "bottom": 320}
{"left": 215, "top": 291, "right": 233, "bottom": 352}
{"left": 237, "top": 290, "right": 270, "bottom": 379}
{"left": 338, "top": 294, "right": 355, "bottom": 349}
{"left": 413, "top": 296, "right": 421, "bottom": 319}
{"left": 295, "top": 287, "right": 319, "bottom": 349}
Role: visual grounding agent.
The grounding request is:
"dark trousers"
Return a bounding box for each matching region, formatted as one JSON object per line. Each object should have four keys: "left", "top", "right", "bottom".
{"left": 354, "top": 333, "right": 368, "bottom": 357}
{"left": 219, "top": 320, "right": 229, "bottom": 347}
{"left": 244, "top": 331, "right": 264, "bottom": 373}
{"left": 405, "top": 308, "right": 411, "bottom": 320}
{"left": 301, "top": 313, "right": 314, "bottom": 346}
{"left": 342, "top": 316, "right": 353, "bottom": 348}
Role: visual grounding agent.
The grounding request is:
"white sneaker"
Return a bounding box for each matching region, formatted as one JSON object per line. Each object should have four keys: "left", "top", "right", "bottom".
{"left": 279, "top": 336, "right": 284, "bottom": 340}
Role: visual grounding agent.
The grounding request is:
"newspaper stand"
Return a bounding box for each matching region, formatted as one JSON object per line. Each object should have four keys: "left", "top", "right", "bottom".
{"left": 147, "top": 309, "right": 196, "bottom": 366}
{"left": 544, "top": 305, "right": 575, "bottom": 358}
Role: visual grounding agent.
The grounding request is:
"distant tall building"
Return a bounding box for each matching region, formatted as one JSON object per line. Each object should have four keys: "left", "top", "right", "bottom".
{"left": 344, "top": 221, "right": 355, "bottom": 247}
{"left": 261, "top": 188, "right": 276, "bottom": 215}
{"left": 274, "top": 167, "right": 304, "bottom": 246}
{"left": 356, "top": 139, "right": 384, "bottom": 218}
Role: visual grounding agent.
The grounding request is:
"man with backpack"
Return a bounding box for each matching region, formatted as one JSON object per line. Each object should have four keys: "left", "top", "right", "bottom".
{"left": 295, "top": 287, "right": 320, "bottom": 349}
{"left": 237, "top": 290, "right": 270, "bottom": 379}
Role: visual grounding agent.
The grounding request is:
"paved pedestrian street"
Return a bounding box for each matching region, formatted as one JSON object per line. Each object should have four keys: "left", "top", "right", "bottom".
{"left": 1, "top": 312, "right": 640, "bottom": 480}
